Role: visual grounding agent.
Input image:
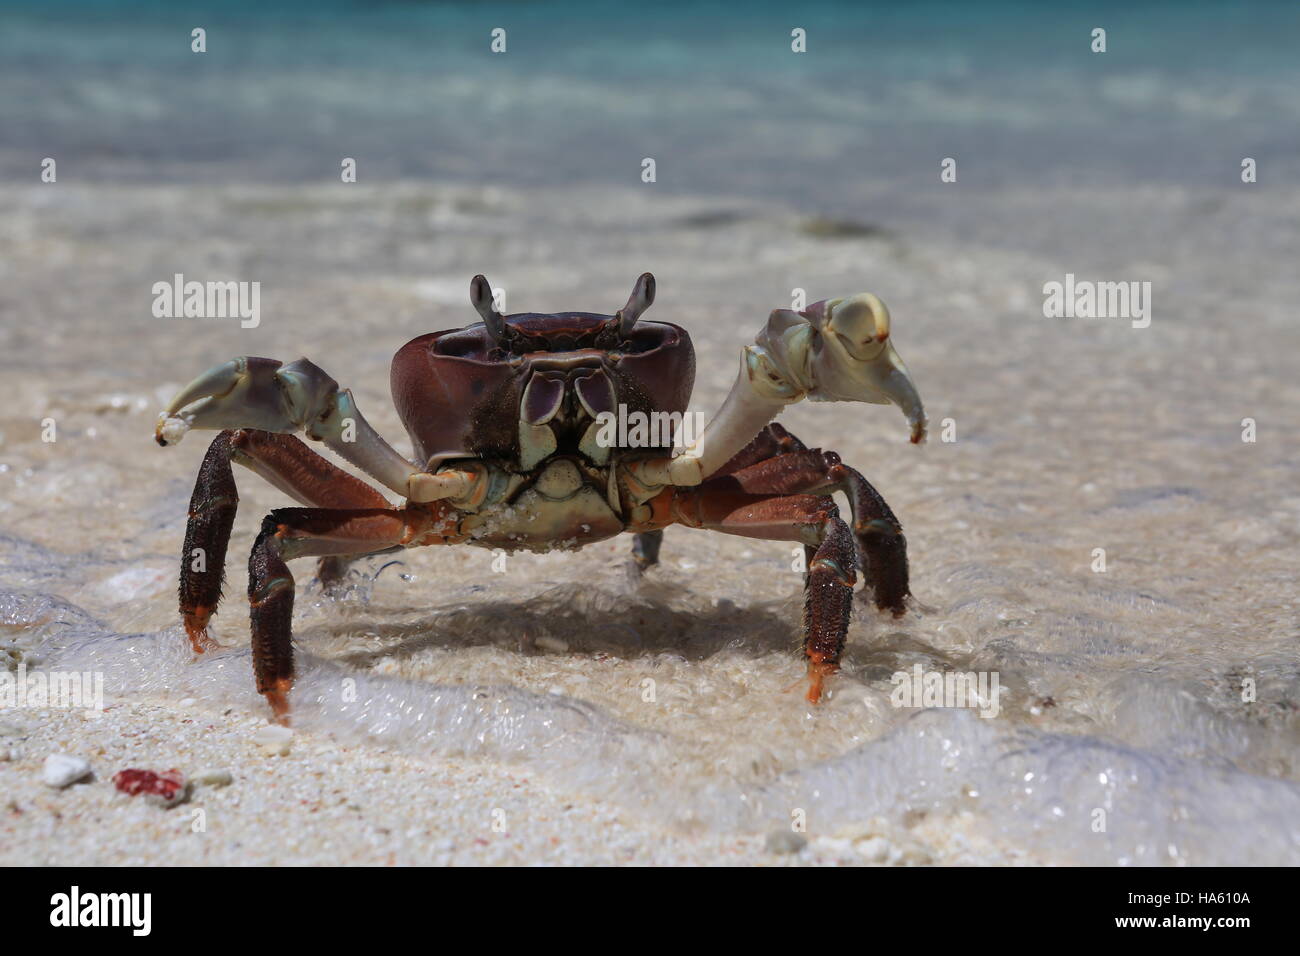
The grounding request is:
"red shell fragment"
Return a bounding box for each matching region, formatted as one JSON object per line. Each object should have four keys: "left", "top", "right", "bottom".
{"left": 113, "top": 768, "right": 189, "bottom": 807}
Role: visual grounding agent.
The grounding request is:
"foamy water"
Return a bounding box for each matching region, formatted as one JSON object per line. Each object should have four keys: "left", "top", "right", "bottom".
{"left": 10, "top": 580, "right": 1299, "bottom": 864}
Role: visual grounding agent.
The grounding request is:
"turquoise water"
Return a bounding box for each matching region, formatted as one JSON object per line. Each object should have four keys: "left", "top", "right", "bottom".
{"left": 4, "top": 0, "right": 1297, "bottom": 201}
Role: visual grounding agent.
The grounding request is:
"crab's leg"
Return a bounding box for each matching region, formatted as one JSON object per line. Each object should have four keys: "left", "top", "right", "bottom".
{"left": 248, "top": 502, "right": 462, "bottom": 724}
{"left": 232, "top": 429, "right": 405, "bottom": 589}
{"left": 156, "top": 356, "right": 418, "bottom": 498}
{"left": 709, "top": 421, "right": 809, "bottom": 477}
{"left": 629, "top": 424, "right": 805, "bottom": 573}
{"left": 701, "top": 428, "right": 909, "bottom": 614}
{"left": 630, "top": 293, "right": 926, "bottom": 489}
{"left": 180, "top": 432, "right": 242, "bottom": 654}
{"left": 660, "top": 487, "right": 858, "bottom": 703}
{"left": 633, "top": 423, "right": 909, "bottom": 611}
{"left": 179, "top": 429, "right": 393, "bottom": 654}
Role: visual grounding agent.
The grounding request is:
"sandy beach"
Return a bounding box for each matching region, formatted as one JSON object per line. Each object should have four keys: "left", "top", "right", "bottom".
{"left": 2, "top": 175, "right": 1297, "bottom": 865}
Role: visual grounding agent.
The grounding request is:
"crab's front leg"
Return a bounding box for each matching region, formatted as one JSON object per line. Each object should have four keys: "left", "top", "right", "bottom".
{"left": 248, "top": 504, "right": 462, "bottom": 723}
{"left": 632, "top": 293, "right": 926, "bottom": 488}
{"left": 155, "top": 356, "right": 418, "bottom": 497}
{"left": 177, "top": 429, "right": 396, "bottom": 657}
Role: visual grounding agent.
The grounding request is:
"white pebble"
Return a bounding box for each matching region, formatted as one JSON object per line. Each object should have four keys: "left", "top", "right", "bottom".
{"left": 252, "top": 724, "right": 293, "bottom": 756}
{"left": 192, "top": 768, "right": 233, "bottom": 788}
{"left": 43, "top": 754, "right": 92, "bottom": 788}
{"left": 535, "top": 636, "right": 570, "bottom": 653}
{"left": 157, "top": 415, "right": 190, "bottom": 445}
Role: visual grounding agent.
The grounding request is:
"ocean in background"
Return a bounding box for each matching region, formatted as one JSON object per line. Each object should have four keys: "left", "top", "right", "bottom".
{"left": 4, "top": 1, "right": 1299, "bottom": 198}
{"left": 6, "top": 0, "right": 1298, "bottom": 269}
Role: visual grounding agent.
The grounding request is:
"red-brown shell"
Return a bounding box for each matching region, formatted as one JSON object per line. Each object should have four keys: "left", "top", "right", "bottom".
{"left": 391, "top": 312, "right": 695, "bottom": 468}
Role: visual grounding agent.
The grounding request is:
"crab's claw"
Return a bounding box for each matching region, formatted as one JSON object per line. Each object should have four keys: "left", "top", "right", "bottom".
{"left": 155, "top": 356, "right": 335, "bottom": 446}
{"left": 635, "top": 292, "right": 925, "bottom": 489}
{"left": 753, "top": 293, "right": 926, "bottom": 444}
{"left": 154, "top": 355, "right": 417, "bottom": 497}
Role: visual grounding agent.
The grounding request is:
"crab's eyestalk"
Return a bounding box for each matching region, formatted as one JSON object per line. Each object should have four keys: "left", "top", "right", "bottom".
{"left": 616, "top": 272, "right": 656, "bottom": 336}
{"left": 470, "top": 274, "right": 506, "bottom": 341}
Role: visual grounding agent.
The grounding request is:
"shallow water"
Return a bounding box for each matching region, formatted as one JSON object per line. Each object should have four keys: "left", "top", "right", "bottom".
{"left": 1, "top": 2, "right": 1298, "bottom": 864}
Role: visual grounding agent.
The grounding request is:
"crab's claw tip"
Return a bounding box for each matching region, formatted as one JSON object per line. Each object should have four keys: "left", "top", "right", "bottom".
{"left": 841, "top": 335, "right": 926, "bottom": 443}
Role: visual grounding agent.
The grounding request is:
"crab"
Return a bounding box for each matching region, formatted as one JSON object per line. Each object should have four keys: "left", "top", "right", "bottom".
{"left": 155, "top": 273, "right": 926, "bottom": 723}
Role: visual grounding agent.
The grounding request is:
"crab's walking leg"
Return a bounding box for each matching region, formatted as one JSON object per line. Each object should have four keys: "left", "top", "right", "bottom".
{"left": 156, "top": 356, "right": 418, "bottom": 498}
{"left": 248, "top": 505, "right": 458, "bottom": 723}
{"left": 179, "top": 429, "right": 391, "bottom": 654}
{"left": 667, "top": 489, "right": 859, "bottom": 703}
{"left": 628, "top": 423, "right": 808, "bottom": 574}
{"left": 710, "top": 421, "right": 808, "bottom": 477}
{"left": 801, "top": 512, "right": 859, "bottom": 703}
{"left": 704, "top": 425, "right": 909, "bottom": 614}
{"left": 181, "top": 432, "right": 240, "bottom": 654}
